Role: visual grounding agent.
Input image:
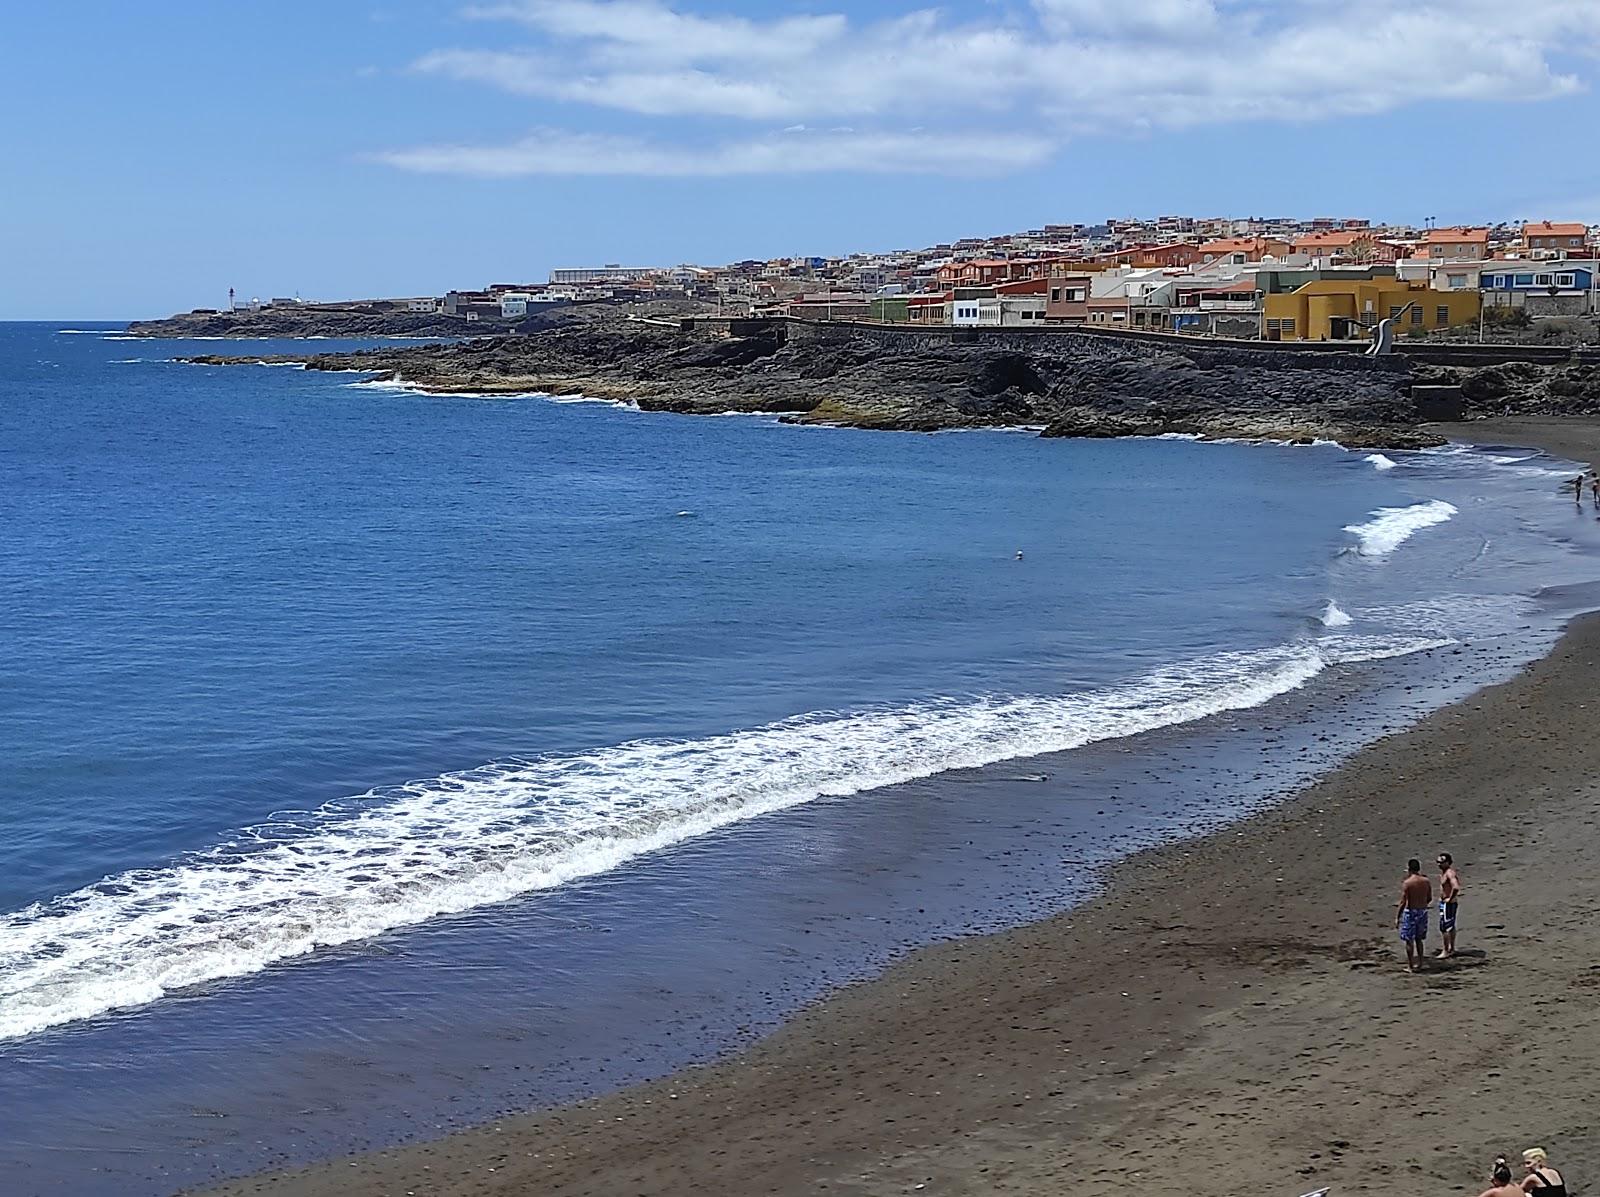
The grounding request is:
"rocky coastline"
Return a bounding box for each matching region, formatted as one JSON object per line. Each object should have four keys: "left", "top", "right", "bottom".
{"left": 176, "top": 311, "right": 1600, "bottom": 447}
{"left": 126, "top": 308, "right": 474, "bottom": 339}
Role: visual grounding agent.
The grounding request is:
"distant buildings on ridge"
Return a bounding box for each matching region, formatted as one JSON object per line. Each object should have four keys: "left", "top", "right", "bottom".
{"left": 210, "top": 214, "right": 1600, "bottom": 344}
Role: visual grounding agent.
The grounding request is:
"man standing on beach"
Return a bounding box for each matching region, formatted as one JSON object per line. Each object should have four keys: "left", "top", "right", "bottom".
{"left": 1436, "top": 853, "right": 1462, "bottom": 959}
{"left": 1396, "top": 858, "right": 1432, "bottom": 972}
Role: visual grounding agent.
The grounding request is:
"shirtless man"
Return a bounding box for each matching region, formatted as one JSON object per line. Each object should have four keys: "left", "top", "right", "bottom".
{"left": 1436, "top": 852, "right": 1463, "bottom": 958}
{"left": 1395, "top": 858, "right": 1433, "bottom": 972}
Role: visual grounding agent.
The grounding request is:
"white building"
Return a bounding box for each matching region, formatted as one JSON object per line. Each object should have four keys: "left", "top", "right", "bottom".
{"left": 952, "top": 297, "right": 998, "bottom": 325}
{"left": 1395, "top": 259, "right": 1485, "bottom": 291}
{"left": 406, "top": 297, "right": 442, "bottom": 313}
{"left": 549, "top": 266, "right": 655, "bottom": 285}
{"left": 499, "top": 293, "right": 532, "bottom": 318}
{"left": 951, "top": 293, "right": 1046, "bottom": 326}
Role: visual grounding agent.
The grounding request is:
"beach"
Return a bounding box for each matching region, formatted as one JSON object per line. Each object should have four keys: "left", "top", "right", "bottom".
{"left": 191, "top": 417, "right": 1600, "bottom": 1197}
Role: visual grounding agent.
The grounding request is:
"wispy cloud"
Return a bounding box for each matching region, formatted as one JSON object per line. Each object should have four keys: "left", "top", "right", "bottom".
{"left": 373, "top": 127, "right": 1056, "bottom": 177}
{"left": 379, "top": 0, "right": 1600, "bottom": 177}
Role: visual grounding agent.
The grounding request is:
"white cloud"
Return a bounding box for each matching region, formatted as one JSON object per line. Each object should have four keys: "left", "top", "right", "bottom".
{"left": 380, "top": 0, "right": 1600, "bottom": 176}
{"left": 1032, "top": 0, "right": 1221, "bottom": 40}
{"left": 416, "top": 0, "right": 1600, "bottom": 123}
{"left": 461, "top": 1, "right": 848, "bottom": 63}
{"left": 373, "top": 127, "right": 1056, "bottom": 177}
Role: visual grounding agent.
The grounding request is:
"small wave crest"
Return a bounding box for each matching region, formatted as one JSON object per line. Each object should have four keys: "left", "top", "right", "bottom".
{"left": 0, "top": 634, "right": 1445, "bottom": 1042}
{"left": 1366, "top": 454, "right": 1398, "bottom": 471}
{"left": 1344, "top": 500, "right": 1458, "bottom": 557}
{"left": 1321, "top": 601, "right": 1352, "bottom": 627}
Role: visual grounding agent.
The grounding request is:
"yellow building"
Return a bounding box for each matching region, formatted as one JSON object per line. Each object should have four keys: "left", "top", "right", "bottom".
{"left": 1262, "top": 279, "right": 1479, "bottom": 342}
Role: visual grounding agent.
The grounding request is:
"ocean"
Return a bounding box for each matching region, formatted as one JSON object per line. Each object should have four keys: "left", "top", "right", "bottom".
{"left": 4, "top": 321, "right": 1600, "bottom": 1195}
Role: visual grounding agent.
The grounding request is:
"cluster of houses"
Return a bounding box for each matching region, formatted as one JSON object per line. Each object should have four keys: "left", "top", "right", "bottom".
{"left": 224, "top": 215, "right": 1598, "bottom": 344}
{"left": 758, "top": 219, "right": 1597, "bottom": 342}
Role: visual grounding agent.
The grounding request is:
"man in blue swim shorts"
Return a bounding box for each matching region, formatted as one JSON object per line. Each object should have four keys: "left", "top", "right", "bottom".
{"left": 1436, "top": 852, "right": 1462, "bottom": 959}
{"left": 1395, "top": 858, "right": 1432, "bottom": 973}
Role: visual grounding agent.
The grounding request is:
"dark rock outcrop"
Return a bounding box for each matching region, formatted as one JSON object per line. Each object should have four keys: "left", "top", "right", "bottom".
{"left": 175, "top": 313, "right": 1600, "bottom": 448}
{"left": 126, "top": 309, "right": 472, "bottom": 339}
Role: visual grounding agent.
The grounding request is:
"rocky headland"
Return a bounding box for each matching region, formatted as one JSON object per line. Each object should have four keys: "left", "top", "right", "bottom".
{"left": 127, "top": 308, "right": 471, "bottom": 339}
{"left": 126, "top": 297, "right": 707, "bottom": 340}
{"left": 177, "top": 311, "right": 1600, "bottom": 448}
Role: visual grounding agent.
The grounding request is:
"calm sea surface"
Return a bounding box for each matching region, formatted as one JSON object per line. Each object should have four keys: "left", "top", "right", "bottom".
{"left": 3, "top": 321, "right": 1599, "bottom": 1194}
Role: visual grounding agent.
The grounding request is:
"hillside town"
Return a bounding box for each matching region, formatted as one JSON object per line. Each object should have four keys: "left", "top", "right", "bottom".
{"left": 216, "top": 214, "right": 1600, "bottom": 344}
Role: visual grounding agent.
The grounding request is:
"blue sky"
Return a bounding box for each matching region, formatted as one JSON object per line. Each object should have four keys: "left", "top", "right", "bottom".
{"left": 4, "top": 0, "right": 1600, "bottom": 319}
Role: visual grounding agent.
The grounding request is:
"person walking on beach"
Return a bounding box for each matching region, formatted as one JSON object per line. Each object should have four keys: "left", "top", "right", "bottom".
{"left": 1436, "top": 852, "right": 1462, "bottom": 959}
{"left": 1520, "top": 1147, "right": 1568, "bottom": 1195}
{"left": 1590, "top": 473, "right": 1599, "bottom": 510}
{"left": 1395, "top": 858, "right": 1432, "bottom": 972}
{"left": 1574, "top": 474, "right": 1589, "bottom": 507}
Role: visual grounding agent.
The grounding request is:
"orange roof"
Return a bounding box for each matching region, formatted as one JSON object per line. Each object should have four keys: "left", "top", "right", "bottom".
{"left": 1292, "top": 230, "right": 1367, "bottom": 248}
{"left": 1200, "top": 236, "right": 1288, "bottom": 256}
{"left": 1523, "top": 221, "right": 1587, "bottom": 238}
{"left": 1420, "top": 226, "right": 1488, "bottom": 245}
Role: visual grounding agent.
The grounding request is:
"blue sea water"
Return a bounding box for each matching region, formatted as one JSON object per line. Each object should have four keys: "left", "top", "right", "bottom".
{"left": 3, "top": 321, "right": 1600, "bottom": 1194}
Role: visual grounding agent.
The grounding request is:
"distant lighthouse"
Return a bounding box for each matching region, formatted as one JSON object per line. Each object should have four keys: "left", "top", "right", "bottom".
{"left": 228, "top": 286, "right": 235, "bottom": 311}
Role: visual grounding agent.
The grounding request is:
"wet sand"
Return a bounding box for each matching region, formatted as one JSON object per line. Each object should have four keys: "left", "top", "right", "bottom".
{"left": 200, "top": 419, "right": 1600, "bottom": 1197}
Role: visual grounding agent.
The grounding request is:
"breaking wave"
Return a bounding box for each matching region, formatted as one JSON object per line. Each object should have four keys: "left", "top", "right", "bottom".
{"left": 1344, "top": 500, "right": 1458, "bottom": 557}
{"left": 1321, "top": 601, "right": 1353, "bottom": 627}
{"left": 1366, "top": 454, "right": 1398, "bottom": 471}
{"left": 0, "top": 633, "right": 1445, "bottom": 1042}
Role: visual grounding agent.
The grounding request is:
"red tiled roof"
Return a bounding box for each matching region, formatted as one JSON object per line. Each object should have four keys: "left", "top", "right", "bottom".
{"left": 1292, "top": 230, "right": 1365, "bottom": 247}
{"left": 1420, "top": 227, "right": 1488, "bottom": 244}
{"left": 1523, "top": 221, "right": 1587, "bottom": 238}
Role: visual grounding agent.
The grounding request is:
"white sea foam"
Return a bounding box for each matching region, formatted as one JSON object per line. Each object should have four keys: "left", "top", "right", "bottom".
{"left": 0, "top": 633, "right": 1445, "bottom": 1042}
{"left": 544, "top": 394, "right": 635, "bottom": 409}
{"left": 1366, "top": 454, "right": 1398, "bottom": 471}
{"left": 1343, "top": 500, "right": 1458, "bottom": 557}
{"left": 343, "top": 379, "right": 633, "bottom": 407}
{"left": 1321, "top": 601, "right": 1352, "bottom": 627}
{"left": 1362, "top": 593, "right": 1536, "bottom": 640}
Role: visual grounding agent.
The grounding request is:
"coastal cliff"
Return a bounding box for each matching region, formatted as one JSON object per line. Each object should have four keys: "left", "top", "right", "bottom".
{"left": 179, "top": 313, "right": 1600, "bottom": 448}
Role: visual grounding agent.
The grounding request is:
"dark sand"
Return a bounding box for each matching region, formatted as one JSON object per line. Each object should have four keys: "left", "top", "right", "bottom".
{"left": 200, "top": 419, "right": 1600, "bottom": 1197}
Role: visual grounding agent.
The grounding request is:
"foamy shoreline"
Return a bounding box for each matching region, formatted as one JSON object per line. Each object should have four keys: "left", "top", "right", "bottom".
{"left": 193, "top": 419, "right": 1600, "bottom": 1197}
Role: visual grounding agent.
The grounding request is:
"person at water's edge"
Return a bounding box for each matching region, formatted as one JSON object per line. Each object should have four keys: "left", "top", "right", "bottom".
{"left": 1396, "top": 857, "right": 1432, "bottom": 972}
{"left": 1437, "top": 851, "right": 1462, "bottom": 959}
